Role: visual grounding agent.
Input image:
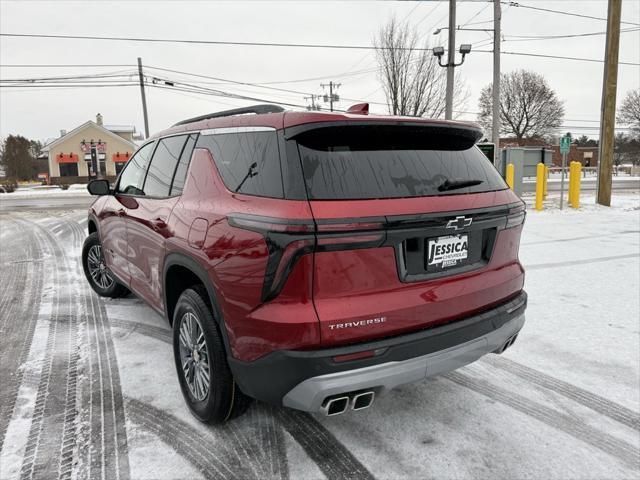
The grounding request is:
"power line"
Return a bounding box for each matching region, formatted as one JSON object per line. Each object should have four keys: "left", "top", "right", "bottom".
{"left": 459, "top": 1, "right": 492, "bottom": 29}
{"left": 0, "top": 63, "right": 136, "bottom": 68}
{"left": 0, "top": 71, "right": 136, "bottom": 82}
{"left": 146, "top": 83, "right": 313, "bottom": 110}
{"left": 0, "top": 32, "right": 430, "bottom": 51}
{"left": 2, "top": 32, "right": 638, "bottom": 66}
{"left": 502, "top": 1, "right": 640, "bottom": 27}
{"left": 0, "top": 83, "right": 138, "bottom": 89}
{"left": 144, "top": 65, "right": 385, "bottom": 107}
{"left": 473, "top": 49, "right": 639, "bottom": 66}
{"left": 503, "top": 27, "right": 640, "bottom": 42}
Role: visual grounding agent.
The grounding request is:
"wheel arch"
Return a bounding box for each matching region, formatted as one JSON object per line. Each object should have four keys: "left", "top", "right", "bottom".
{"left": 163, "top": 252, "right": 232, "bottom": 352}
{"left": 87, "top": 212, "right": 99, "bottom": 236}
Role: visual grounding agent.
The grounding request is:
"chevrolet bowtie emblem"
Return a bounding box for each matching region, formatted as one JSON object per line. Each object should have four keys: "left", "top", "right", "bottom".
{"left": 446, "top": 216, "right": 473, "bottom": 231}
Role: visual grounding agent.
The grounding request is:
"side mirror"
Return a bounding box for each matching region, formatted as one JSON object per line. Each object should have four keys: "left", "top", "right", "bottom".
{"left": 87, "top": 179, "right": 111, "bottom": 196}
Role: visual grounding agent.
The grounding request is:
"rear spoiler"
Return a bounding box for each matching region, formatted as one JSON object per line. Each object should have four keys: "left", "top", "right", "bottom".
{"left": 283, "top": 121, "right": 483, "bottom": 151}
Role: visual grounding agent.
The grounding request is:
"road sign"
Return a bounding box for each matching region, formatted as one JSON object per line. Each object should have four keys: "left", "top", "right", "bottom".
{"left": 477, "top": 143, "right": 495, "bottom": 164}
{"left": 559, "top": 134, "right": 571, "bottom": 209}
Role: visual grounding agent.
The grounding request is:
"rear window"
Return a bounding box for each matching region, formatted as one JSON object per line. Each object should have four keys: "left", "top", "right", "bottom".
{"left": 294, "top": 125, "right": 507, "bottom": 200}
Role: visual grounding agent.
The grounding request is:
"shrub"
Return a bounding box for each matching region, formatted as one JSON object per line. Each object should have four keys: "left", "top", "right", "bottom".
{"left": 0, "top": 179, "right": 18, "bottom": 193}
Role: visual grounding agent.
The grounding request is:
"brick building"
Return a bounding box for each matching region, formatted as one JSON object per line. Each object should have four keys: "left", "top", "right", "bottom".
{"left": 499, "top": 138, "right": 598, "bottom": 167}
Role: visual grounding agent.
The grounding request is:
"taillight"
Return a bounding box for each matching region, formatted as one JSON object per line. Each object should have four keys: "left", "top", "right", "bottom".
{"left": 228, "top": 214, "right": 314, "bottom": 233}
{"left": 505, "top": 203, "right": 526, "bottom": 229}
{"left": 316, "top": 219, "right": 385, "bottom": 251}
{"left": 228, "top": 214, "right": 386, "bottom": 301}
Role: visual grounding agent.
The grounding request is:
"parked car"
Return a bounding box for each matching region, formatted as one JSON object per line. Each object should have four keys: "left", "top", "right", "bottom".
{"left": 82, "top": 104, "right": 527, "bottom": 423}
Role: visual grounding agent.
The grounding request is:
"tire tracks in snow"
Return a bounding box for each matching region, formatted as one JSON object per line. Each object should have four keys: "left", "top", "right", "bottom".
{"left": 77, "top": 288, "right": 130, "bottom": 480}
{"left": 482, "top": 355, "right": 640, "bottom": 432}
{"left": 2, "top": 213, "right": 129, "bottom": 480}
{"left": 17, "top": 215, "right": 72, "bottom": 480}
{"left": 445, "top": 371, "right": 640, "bottom": 469}
{"left": 112, "top": 318, "right": 372, "bottom": 480}
{"left": 126, "top": 398, "right": 280, "bottom": 479}
{"left": 276, "top": 409, "right": 375, "bottom": 480}
{"left": 61, "top": 215, "right": 130, "bottom": 480}
{"left": 0, "top": 215, "right": 45, "bottom": 454}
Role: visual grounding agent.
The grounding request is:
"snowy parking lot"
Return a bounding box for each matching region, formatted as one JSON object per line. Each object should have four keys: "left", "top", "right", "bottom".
{"left": 0, "top": 194, "right": 639, "bottom": 479}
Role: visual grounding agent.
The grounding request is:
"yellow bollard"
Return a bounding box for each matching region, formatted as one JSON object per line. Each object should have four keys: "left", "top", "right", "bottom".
{"left": 506, "top": 163, "right": 515, "bottom": 190}
{"left": 535, "top": 162, "right": 545, "bottom": 211}
{"left": 568, "top": 162, "right": 575, "bottom": 207}
{"left": 572, "top": 162, "right": 581, "bottom": 208}
{"left": 543, "top": 165, "right": 548, "bottom": 199}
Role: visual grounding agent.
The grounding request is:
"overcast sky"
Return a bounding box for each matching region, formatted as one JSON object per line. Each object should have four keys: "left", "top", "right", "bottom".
{"left": 1, "top": 0, "right": 639, "bottom": 142}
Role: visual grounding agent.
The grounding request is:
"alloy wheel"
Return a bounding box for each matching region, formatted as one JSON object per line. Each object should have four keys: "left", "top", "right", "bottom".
{"left": 86, "top": 244, "right": 114, "bottom": 290}
{"left": 178, "top": 312, "right": 211, "bottom": 401}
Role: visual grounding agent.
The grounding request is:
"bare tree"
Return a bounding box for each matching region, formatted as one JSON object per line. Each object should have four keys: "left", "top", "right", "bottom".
{"left": 478, "top": 70, "right": 564, "bottom": 144}
{"left": 374, "top": 18, "right": 468, "bottom": 118}
{"left": 617, "top": 88, "right": 640, "bottom": 136}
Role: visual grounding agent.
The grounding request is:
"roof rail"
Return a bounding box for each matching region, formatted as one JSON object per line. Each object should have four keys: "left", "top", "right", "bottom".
{"left": 173, "top": 104, "right": 286, "bottom": 127}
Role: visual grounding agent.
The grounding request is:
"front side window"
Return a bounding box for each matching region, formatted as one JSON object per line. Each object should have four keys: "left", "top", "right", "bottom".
{"left": 294, "top": 125, "right": 507, "bottom": 200}
{"left": 115, "top": 141, "right": 155, "bottom": 195}
{"left": 196, "top": 130, "right": 283, "bottom": 198}
{"left": 143, "top": 135, "right": 188, "bottom": 197}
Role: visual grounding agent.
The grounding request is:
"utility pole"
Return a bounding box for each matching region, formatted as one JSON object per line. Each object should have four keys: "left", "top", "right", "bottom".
{"left": 492, "top": 0, "right": 501, "bottom": 168}
{"left": 304, "top": 94, "right": 321, "bottom": 111}
{"left": 597, "top": 0, "right": 622, "bottom": 206}
{"left": 445, "top": 0, "right": 456, "bottom": 120}
{"left": 137, "top": 57, "right": 150, "bottom": 139}
{"left": 321, "top": 81, "right": 340, "bottom": 112}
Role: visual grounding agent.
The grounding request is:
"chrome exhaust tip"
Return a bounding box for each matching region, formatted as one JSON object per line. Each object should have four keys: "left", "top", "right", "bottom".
{"left": 320, "top": 396, "right": 350, "bottom": 416}
{"left": 351, "top": 391, "right": 375, "bottom": 411}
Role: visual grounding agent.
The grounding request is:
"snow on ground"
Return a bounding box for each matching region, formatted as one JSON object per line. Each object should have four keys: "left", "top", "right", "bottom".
{"left": 0, "top": 193, "right": 638, "bottom": 479}
{"left": 0, "top": 184, "right": 90, "bottom": 199}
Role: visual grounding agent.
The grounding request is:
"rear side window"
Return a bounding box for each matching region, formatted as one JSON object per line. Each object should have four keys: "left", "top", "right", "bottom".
{"left": 196, "top": 130, "right": 283, "bottom": 198}
{"left": 116, "top": 141, "right": 155, "bottom": 195}
{"left": 294, "top": 125, "right": 507, "bottom": 200}
{"left": 143, "top": 135, "right": 188, "bottom": 197}
{"left": 170, "top": 134, "right": 197, "bottom": 196}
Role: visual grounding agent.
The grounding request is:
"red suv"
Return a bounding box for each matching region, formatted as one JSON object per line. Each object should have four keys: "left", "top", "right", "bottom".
{"left": 83, "top": 104, "right": 526, "bottom": 423}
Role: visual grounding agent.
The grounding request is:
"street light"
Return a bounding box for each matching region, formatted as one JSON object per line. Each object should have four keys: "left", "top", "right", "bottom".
{"left": 433, "top": 27, "right": 493, "bottom": 35}
{"left": 432, "top": 44, "right": 471, "bottom": 68}
{"left": 432, "top": 46, "right": 445, "bottom": 58}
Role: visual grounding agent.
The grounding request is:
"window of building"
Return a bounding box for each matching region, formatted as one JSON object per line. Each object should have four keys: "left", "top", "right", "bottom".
{"left": 85, "top": 160, "right": 106, "bottom": 177}
{"left": 59, "top": 163, "right": 79, "bottom": 177}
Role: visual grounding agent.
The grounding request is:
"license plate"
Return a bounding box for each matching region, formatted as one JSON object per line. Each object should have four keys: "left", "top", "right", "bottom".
{"left": 427, "top": 234, "right": 468, "bottom": 269}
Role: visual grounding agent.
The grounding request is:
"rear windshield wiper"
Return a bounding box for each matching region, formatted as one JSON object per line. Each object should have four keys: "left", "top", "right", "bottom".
{"left": 235, "top": 162, "right": 258, "bottom": 193}
{"left": 437, "top": 179, "right": 484, "bottom": 192}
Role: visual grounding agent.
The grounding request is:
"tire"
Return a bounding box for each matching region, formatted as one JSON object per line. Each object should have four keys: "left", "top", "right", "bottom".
{"left": 172, "top": 286, "right": 251, "bottom": 424}
{"left": 82, "top": 232, "right": 129, "bottom": 298}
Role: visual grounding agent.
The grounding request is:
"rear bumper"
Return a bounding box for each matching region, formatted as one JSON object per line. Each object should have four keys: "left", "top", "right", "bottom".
{"left": 229, "top": 291, "right": 527, "bottom": 412}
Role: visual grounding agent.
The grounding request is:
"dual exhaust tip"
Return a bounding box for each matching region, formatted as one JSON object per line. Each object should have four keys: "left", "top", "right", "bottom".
{"left": 320, "top": 390, "right": 375, "bottom": 416}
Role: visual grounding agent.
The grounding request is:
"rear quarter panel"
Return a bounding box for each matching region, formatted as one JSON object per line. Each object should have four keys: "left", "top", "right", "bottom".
{"left": 167, "top": 148, "right": 320, "bottom": 362}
